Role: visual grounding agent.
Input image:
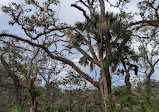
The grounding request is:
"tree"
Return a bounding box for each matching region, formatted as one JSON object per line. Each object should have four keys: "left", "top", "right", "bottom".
{"left": 39, "top": 58, "right": 64, "bottom": 111}
{"left": 121, "top": 58, "right": 138, "bottom": 94}
{"left": 1, "top": 0, "right": 159, "bottom": 101}
{"left": 0, "top": 0, "right": 101, "bottom": 97}
{"left": 27, "top": 48, "right": 40, "bottom": 112}
{"left": 0, "top": 40, "right": 27, "bottom": 106}
{"left": 138, "top": 37, "right": 159, "bottom": 95}
{"left": 129, "top": 0, "right": 159, "bottom": 29}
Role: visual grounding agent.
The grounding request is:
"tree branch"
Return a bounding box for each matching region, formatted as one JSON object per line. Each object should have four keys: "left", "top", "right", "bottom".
{"left": 85, "top": 33, "right": 99, "bottom": 65}
{"left": 71, "top": 4, "right": 89, "bottom": 20}
{"left": 128, "top": 20, "right": 159, "bottom": 28}
{"left": 27, "top": 48, "right": 40, "bottom": 83}
{"left": 76, "top": 47, "right": 99, "bottom": 66}
{"left": 0, "top": 33, "right": 100, "bottom": 89}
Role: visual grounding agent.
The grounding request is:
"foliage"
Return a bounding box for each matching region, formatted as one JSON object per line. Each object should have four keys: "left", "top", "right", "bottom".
{"left": 0, "top": 0, "right": 159, "bottom": 112}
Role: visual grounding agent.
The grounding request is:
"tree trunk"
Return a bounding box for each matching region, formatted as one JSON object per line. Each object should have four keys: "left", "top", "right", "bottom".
{"left": 105, "top": 67, "right": 111, "bottom": 95}
{"left": 146, "top": 68, "right": 154, "bottom": 96}
{"left": 0, "top": 56, "right": 23, "bottom": 106}
{"left": 105, "top": 32, "right": 112, "bottom": 95}
{"left": 46, "top": 83, "right": 54, "bottom": 111}
{"left": 99, "top": 0, "right": 106, "bottom": 21}
{"left": 125, "top": 71, "right": 131, "bottom": 94}
{"left": 146, "top": 75, "right": 151, "bottom": 96}
{"left": 99, "top": 49, "right": 108, "bottom": 98}
{"left": 49, "top": 85, "right": 54, "bottom": 105}
{"left": 14, "top": 78, "right": 23, "bottom": 106}
{"left": 30, "top": 77, "right": 37, "bottom": 112}
{"left": 30, "top": 95, "right": 37, "bottom": 112}
{"left": 98, "top": 0, "right": 112, "bottom": 97}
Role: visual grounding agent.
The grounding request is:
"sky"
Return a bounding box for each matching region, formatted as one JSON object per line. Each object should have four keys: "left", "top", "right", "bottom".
{"left": 0, "top": 0, "right": 140, "bottom": 32}
{"left": 0, "top": 0, "right": 158, "bottom": 87}
{"left": 0, "top": 0, "right": 141, "bottom": 35}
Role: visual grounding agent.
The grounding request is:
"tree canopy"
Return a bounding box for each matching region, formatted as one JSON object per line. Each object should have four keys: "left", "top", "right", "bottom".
{"left": 0, "top": 0, "right": 159, "bottom": 112}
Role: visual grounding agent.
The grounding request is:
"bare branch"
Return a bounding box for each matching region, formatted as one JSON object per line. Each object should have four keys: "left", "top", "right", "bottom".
{"left": 0, "top": 33, "right": 100, "bottom": 89}
{"left": 85, "top": 33, "right": 99, "bottom": 65}
{"left": 27, "top": 48, "right": 40, "bottom": 83}
{"left": 79, "top": 0, "right": 89, "bottom": 8}
{"left": 71, "top": 4, "right": 89, "bottom": 20}
{"left": 128, "top": 20, "right": 159, "bottom": 28}
{"left": 153, "top": 59, "right": 159, "bottom": 66}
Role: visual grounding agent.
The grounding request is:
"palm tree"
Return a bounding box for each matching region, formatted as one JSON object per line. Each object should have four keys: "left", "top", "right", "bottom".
{"left": 69, "top": 11, "right": 136, "bottom": 96}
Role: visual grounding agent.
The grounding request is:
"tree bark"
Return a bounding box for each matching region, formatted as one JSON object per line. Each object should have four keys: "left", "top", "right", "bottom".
{"left": 46, "top": 83, "right": 54, "bottom": 104}
{"left": 105, "top": 67, "right": 111, "bottom": 95}
{"left": 121, "top": 61, "right": 138, "bottom": 95}
{"left": 146, "top": 76, "right": 151, "bottom": 96}
{"left": 125, "top": 71, "right": 131, "bottom": 94}
{"left": 30, "top": 77, "right": 37, "bottom": 112}
{"left": 99, "top": 47, "right": 108, "bottom": 98}
{"left": 146, "top": 67, "right": 154, "bottom": 95}
{"left": 98, "top": 0, "right": 112, "bottom": 97}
